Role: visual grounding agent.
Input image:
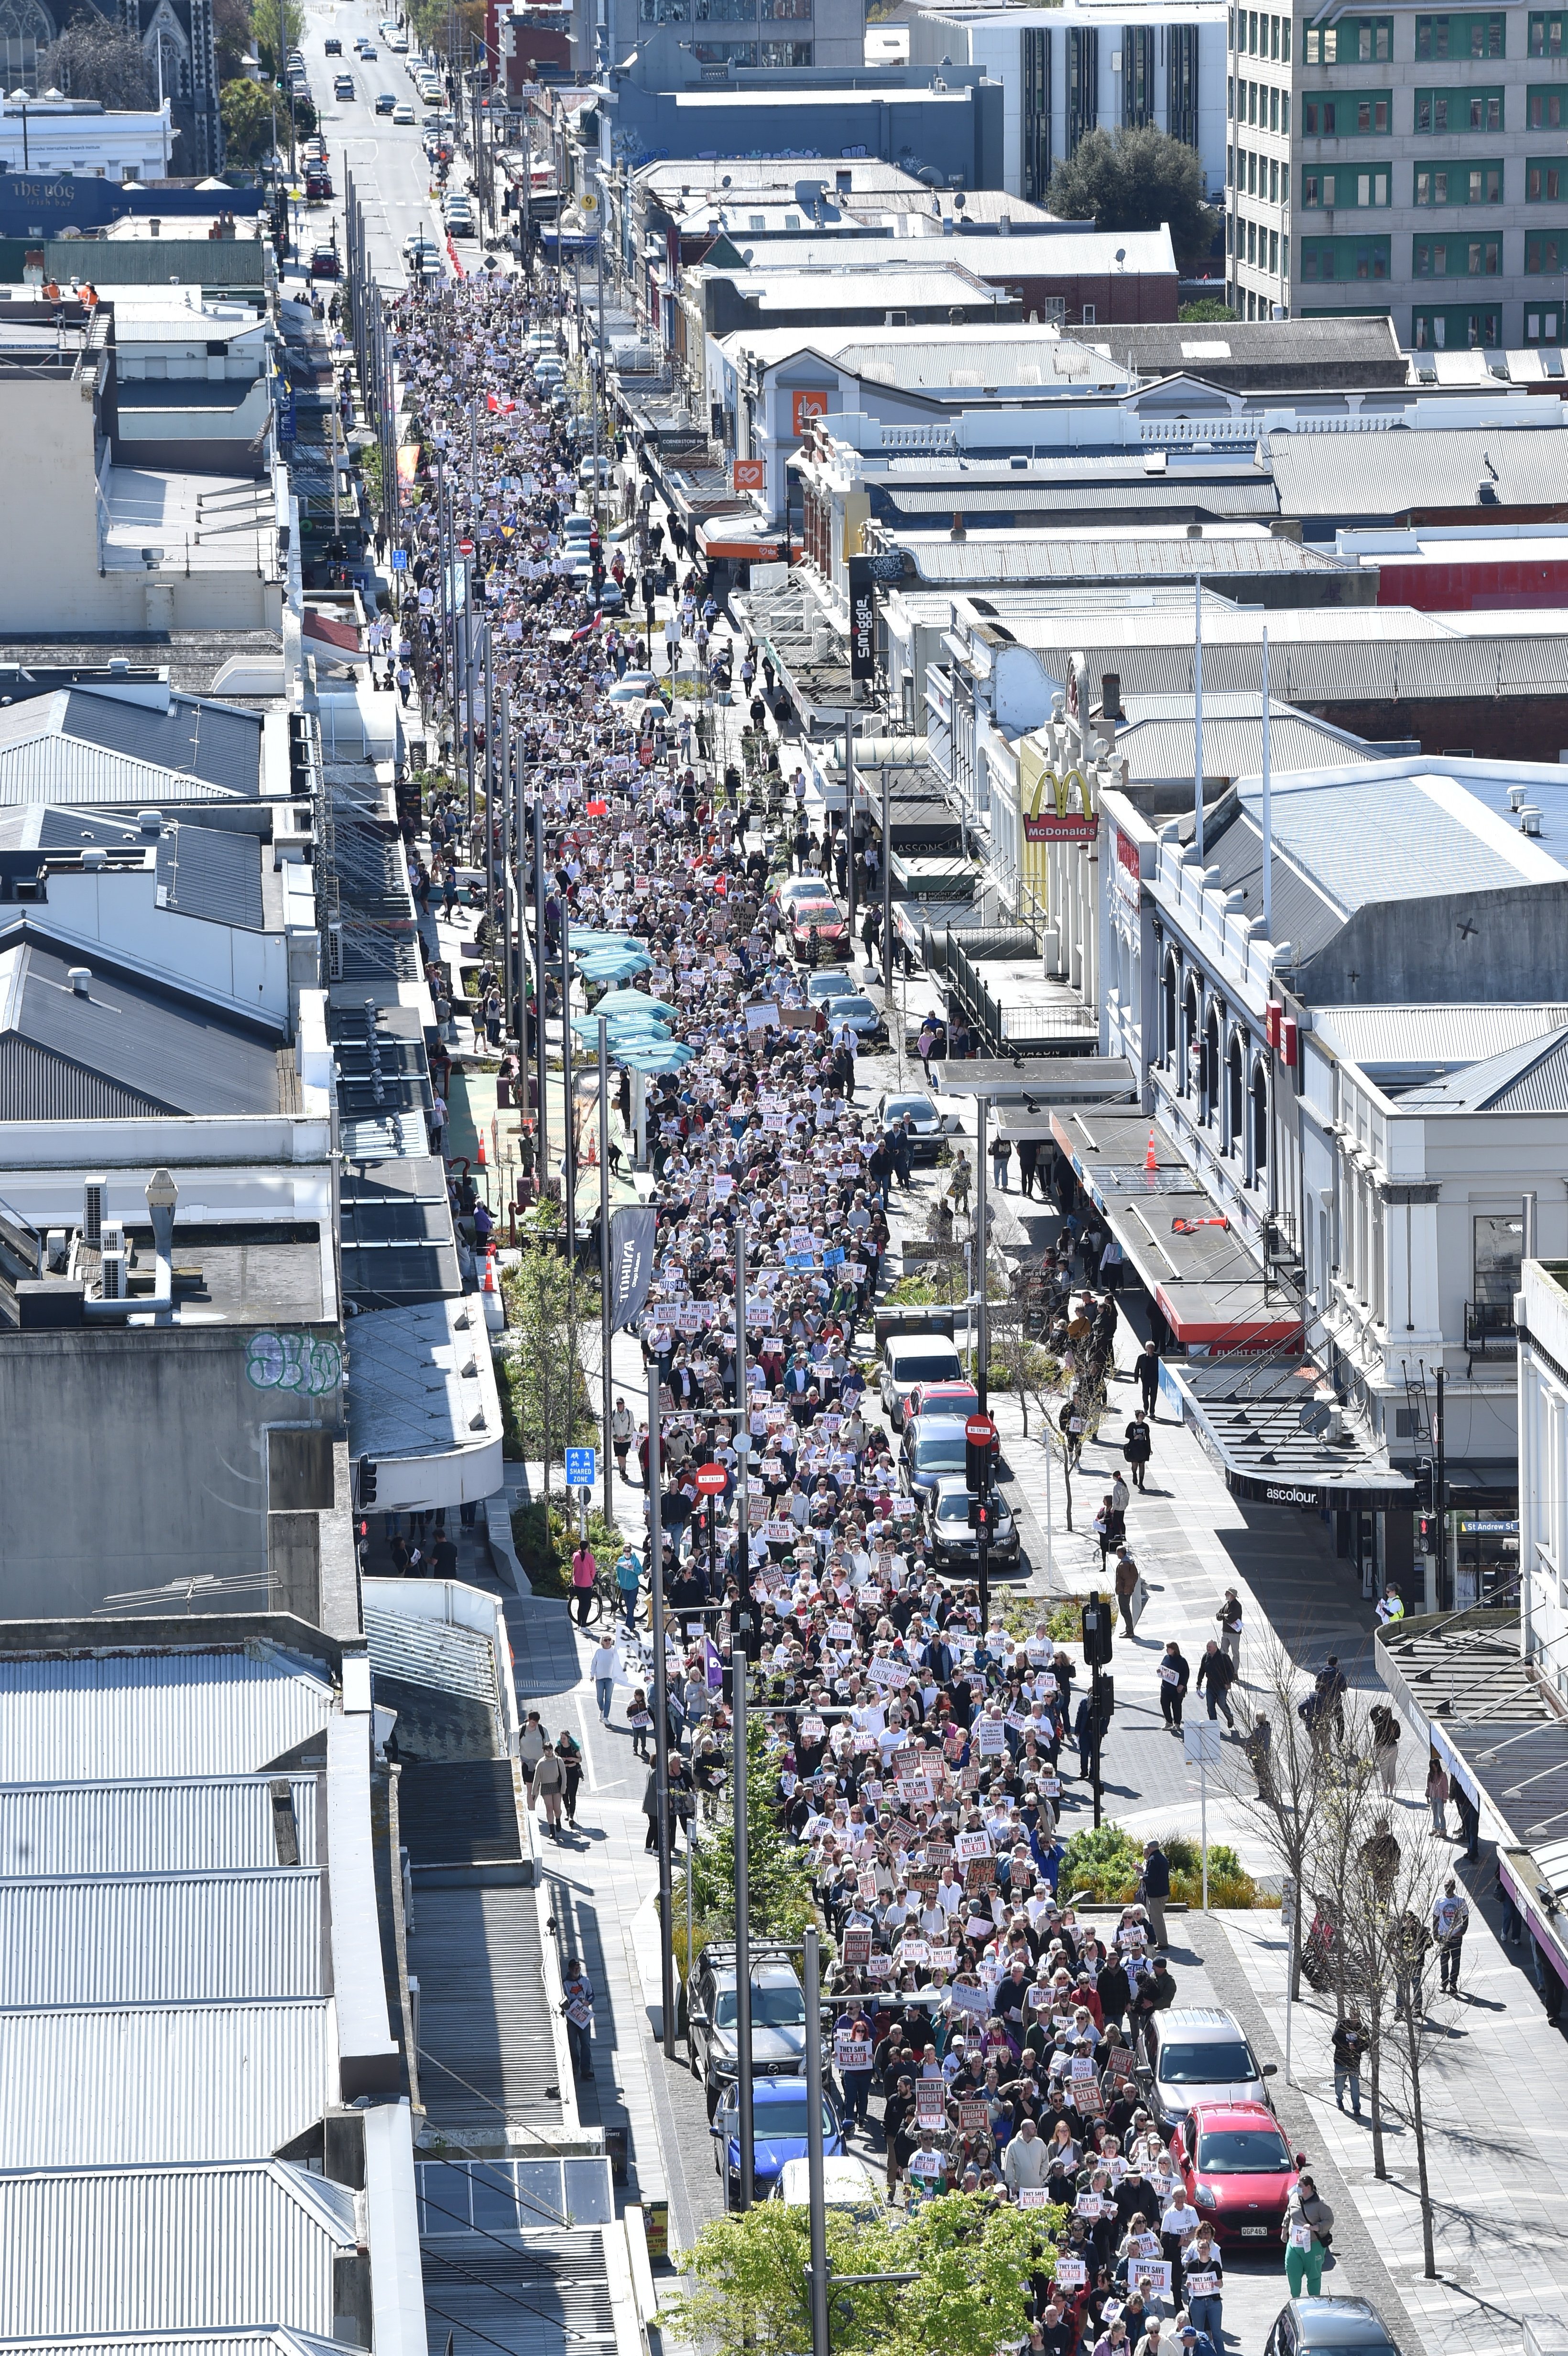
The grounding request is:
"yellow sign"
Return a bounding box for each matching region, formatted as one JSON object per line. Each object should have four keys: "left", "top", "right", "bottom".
{"left": 1017, "top": 736, "right": 1098, "bottom": 913}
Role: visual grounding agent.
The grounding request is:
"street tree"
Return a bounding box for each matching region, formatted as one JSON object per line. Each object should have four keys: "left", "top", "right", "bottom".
{"left": 220, "top": 77, "right": 276, "bottom": 164}
{"left": 498, "top": 1214, "right": 598, "bottom": 1496}
{"left": 40, "top": 17, "right": 153, "bottom": 106}
{"left": 1226, "top": 1629, "right": 1346, "bottom": 1998}
{"left": 676, "top": 1714, "right": 817, "bottom": 1955}
{"left": 667, "top": 2190, "right": 1064, "bottom": 2356}
{"left": 1046, "top": 124, "right": 1220, "bottom": 269}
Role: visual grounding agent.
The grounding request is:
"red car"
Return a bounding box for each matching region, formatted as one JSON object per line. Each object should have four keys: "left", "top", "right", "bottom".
{"left": 787, "top": 898, "right": 846, "bottom": 962}
{"left": 907, "top": 1379, "right": 981, "bottom": 1423}
{"left": 1168, "top": 2102, "right": 1303, "bottom": 2247}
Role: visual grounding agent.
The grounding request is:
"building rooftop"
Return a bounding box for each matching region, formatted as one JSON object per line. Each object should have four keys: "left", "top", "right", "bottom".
{"left": 1385, "top": 1024, "right": 1568, "bottom": 1113}
{"left": 0, "top": 1643, "right": 336, "bottom": 1787}
{"left": 101, "top": 468, "right": 282, "bottom": 581}
{"left": 0, "top": 685, "right": 265, "bottom": 806}
{"left": 715, "top": 320, "right": 1129, "bottom": 389}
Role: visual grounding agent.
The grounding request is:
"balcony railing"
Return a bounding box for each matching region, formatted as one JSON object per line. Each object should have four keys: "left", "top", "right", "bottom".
{"left": 1465, "top": 1297, "right": 1518, "bottom": 1362}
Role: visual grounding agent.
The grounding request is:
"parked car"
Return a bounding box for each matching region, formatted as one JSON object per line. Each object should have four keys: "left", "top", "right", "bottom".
{"left": 905, "top": 1378, "right": 980, "bottom": 1424}
{"left": 901, "top": 1415, "right": 971, "bottom": 1505}
{"left": 304, "top": 169, "right": 332, "bottom": 199}
{"left": 805, "top": 967, "right": 854, "bottom": 1007}
{"left": 875, "top": 1088, "right": 959, "bottom": 1160}
{"left": 879, "top": 1332, "right": 964, "bottom": 1429}
{"left": 1168, "top": 2102, "right": 1302, "bottom": 2248}
{"left": 309, "top": 242, "right": 341, "bottom": 278}
{"left": 375, "top": 88, "right": 396, "bottom": 110}
{"left": 392, "top": 99, "right": 416, "bottom": 122}
{"left": 713, "top": 2076, "right": 843, "bottom": 2206}
{"left": 402, "top": 230, "right": 442, "bottom": 268}
{"left": 824, "top": 992, "right": 886, "bottom": 1046}
{"left": 605, "top": 670, "right": 659, "bottom": 703}
{"left": 1146, "top": 2007, "right": 1276, "bottom": 2133}
{"left": 1266, "top": 2302, "right": 1400, "bottom": 2356}
{"left": 776, "top": 875, "right": 836, "bottom": 916}
{"left": 926, "top": 1475, "right": 1021, "bottom": 1571}
{"left": 687, "top": 1944, "right": 812, "bottom": 2116}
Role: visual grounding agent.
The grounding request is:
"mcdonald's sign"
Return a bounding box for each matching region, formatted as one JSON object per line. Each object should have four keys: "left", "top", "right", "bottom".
{"left": 1021, "top": 764, "right": 1098, "bottom": 845}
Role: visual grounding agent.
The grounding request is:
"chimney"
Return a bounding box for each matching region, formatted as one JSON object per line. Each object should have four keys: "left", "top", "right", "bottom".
{"left": 83, "top": 1175, "right": 107, "bottom": 1249}
{"left": 950, "top": 511, "right": 967, "bottom": 540}
{"left": 67, "top": 966, "right": 92, "bottom": 994}
{"left": 1100, "top": 671, "right": 1124, "bottom": 722}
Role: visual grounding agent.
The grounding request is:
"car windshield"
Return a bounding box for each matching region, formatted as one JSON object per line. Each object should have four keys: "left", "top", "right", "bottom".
{"left": 830, "top": 998, "right": 875, "bottom": 1019}
{"left": 893, "top": 1353, "right": 961, "bottom": 1383}
{"left": 936, "top": 1492, "right": 978, "bottom": 1523}
{"left": 794, "top": 902, "right": 838, "bottom": 921}
{"left": 914, "top": 1434, "right": 968, "bottom": 1471}
{"left": 730, "top": 2098, "right": 832, "bottom": 2138}
{"left": 1196, "top": 2129, "right": 1291, "bottom": 2172}
{"left": 714, "top": 1987, "right": 807, "bottom": 2028}
{"left": 1158, "top": 2040, "right": 1259, "bottom": 2083}
{"left": 886, "top": 1097, "right": 935, "bottom": 1121}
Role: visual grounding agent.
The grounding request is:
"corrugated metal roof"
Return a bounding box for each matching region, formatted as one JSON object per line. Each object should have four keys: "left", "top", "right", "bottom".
{"left": 1230, "top": 773, "right": 1567, "bottom": 907}
{"left": 1270, "top": 422, "right": 1568, "bottom": 517}
{"left": 0, "top": 2161, "right": 356, "bottom": 2339}
{"left": 880, "top": 481, "right": 1275, "bottom": 522}
{"left": 1315, "top": 1001, "right": 1568, "bottom": 1068}
{"left": 0, "top": 742, "right": 239, "bottom": 808}
{"left": 1393, "top": 1024, "right": 1568, "bottom": 1112}
{"left": 154, "top": 824, "right": 265, "bottom": 931}
{"left": 1115, "top": 708, "right": 1378, "bottom": 783}
{"left": 0, "top": 2334, "right": 344, "bottom": 2356}
{"left": 0, "top": 2001, "right": 334, "bottom": 2167}
{"left": 902, "top": 533, "right": 1345, "bottom": 583}
{"left": 0, "top": 1778, "right": 319, "bottom": 1877}
{"left": 420, "top": 2229, "right": 617, "bottom": 2356}
{"left": 364, "top": 1605, "right": 499, "bottom": 1712}
{"left": 1206, "top": 806, "right": 1351, "bottom": 959}
{"left": 0, "top": 1648, "right": 335, "bottom": 1784}
{"left": 0, "top": 933, "right": 285, "bottom": 1118}
{"left": 0, "top": 1034, "right": 163, "bottom": 1120}
{"left": 0, "top": 1870, "right": 322, "bottom": 2006}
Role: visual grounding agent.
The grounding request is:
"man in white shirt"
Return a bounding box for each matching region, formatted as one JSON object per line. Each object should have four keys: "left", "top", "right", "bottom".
{"left": 1003, "top": 2117, "right": 1050, "bottom": 2193}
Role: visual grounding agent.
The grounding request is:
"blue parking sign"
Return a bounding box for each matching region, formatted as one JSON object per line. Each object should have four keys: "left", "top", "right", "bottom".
{"left": 565, "top": 1447, "right": 597, "bottom": 1488}
{"left": 392, "top": 548, "right": 408, "bottom": 571}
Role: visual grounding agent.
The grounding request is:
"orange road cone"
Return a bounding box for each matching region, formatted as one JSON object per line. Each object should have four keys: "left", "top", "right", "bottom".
{"left": 1145, "top": 1129, "right": 1158, "bottom": 1172}
{"left": 476, "top": 1133, "right": 487, "bottom": 1168}
{"left": 482, "top": 1245, "right": 497, "bottom": 1292}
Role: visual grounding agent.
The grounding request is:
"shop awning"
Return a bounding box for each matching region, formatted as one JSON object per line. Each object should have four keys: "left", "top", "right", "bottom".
{"left": 1169, "top": 1356, "right": 1416, "bottom": 1511}
{"left": 935, "top": 1058, "right": 1137, "bottom": 1106}
{"left": 345, "top": 1294, "right": 504, "bottom": 1513}
{"left": 1050, "top": 1108, "right": 1304, "bottom": 1351}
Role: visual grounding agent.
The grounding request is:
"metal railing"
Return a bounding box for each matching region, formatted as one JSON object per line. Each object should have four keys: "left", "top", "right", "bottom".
{"left": 1465, "top": 1297, "right": 1518, "bottom": 1359}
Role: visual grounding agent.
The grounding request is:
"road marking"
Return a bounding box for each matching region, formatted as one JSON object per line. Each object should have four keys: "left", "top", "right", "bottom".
{"left": 575, "top": 1693, "right": 602, "bottom": 1789}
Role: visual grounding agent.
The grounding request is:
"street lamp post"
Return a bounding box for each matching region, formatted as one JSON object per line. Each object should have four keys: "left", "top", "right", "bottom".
{"left": 646, "top": 1361, "right": 676, "bottom": 2060}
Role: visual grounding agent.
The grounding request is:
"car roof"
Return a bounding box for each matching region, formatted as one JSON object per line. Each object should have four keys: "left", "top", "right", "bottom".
{"left": 913, "top": 1417, "right": 970, "bottom": 1441}
{"left": 1158, "top": 2008, "right": 1246, "bottom": 2035}
{"left": 888, "top": 1336, "right": 959, "bottom": 1357}
{"left": 1291, "top": 2301, "right": 1393, "bottom": 2345}
{"left": 1187, "top": 2101, "right": 1286, "bottom": 2130}
{"left": 752, "top": 2076, "right": 815, "bottom": 2100}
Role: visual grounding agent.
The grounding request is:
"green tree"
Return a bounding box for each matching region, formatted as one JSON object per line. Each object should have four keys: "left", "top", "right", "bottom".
{"left": 677, "top": 1714, "right": 817, "bottom": 1954}
{"left": 250, "top": 0, "right": 304, "bottom": 76}
{"left": 40, "top": 17, "right": 152, "bottom": 106}
{"left": 496, "top": 1224, "right": 598, "bottom": 1495}
{"left": 667, "top": 2192, "right": 1064, "bottom": 2356}
{"left": 1046, "top": 124, "right": 1219, "bottom": 270}
{"left": 1180, "top": 297, "right": 1238, "bottom": 321}
{"left": 220, "top": 77, "right": 277, "bottom": 165}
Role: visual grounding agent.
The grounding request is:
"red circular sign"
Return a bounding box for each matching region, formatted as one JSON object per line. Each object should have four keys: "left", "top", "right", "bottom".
{"left": 457, "top": 538, "right": 474, "bottom": 555}
{"left": 965, "top": 1415, "right": 997, "bottom": 1446}
{"left": 694, "top": 1462, "right": 728, "bottom": 1495}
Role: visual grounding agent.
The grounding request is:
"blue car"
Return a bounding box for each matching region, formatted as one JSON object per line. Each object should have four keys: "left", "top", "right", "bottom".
{"left": 712, "top": 2075, "right": 844, "bottom": 2206}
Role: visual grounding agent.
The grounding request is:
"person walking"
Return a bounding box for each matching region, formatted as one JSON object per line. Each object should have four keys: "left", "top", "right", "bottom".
{"left": 1158, "top": 1641, "right": 1189, "bottom": 1732}
{"left": 1281, "top": 2174, "right": 1334, "bottom": 2298}
{"left": 534, "top": 1740, "right": 566, "bottom": 1840}
{"left": 1243, "top": 1710, "right": 1274, "bottom": 1798}
{"left": 1427, "top": 1754, "right": 1451, "bottom": 1837}
{"left": 1332, "top": 2009, "right": 1366, "bottom": 2117}
{"left": 556, "top": 1728, "right": 584, "bottom": 1828}
{"left": 615, "top": 1545, "right": 643, "bottom": 1631}
{"left": 1181, "top": 2230, "right": 1224, "bottom": 2350}
{"left": 1433, "top": 1874, "right": 1470, "bottom": 1994}
{"left": 1140, "top": 1839, "right": 1172, "bottom": 1946}
{"left": 1371, "top": 1702, "right": 1401, "bottom": 1796}
{"left": 1159, "top": 2183, "right": 1199, "bottom": 2304}
{"left": 1216, "top": 1589, "right": 1243, "bottom": 1673}
{"left": 561, "top": 1955, "right": 595, "bottom": 2079}
{"left": 588, "top": 1629, "right": 621, "bottom": 1723}
{"left": 1094, "top": 1491, "right": 1127, "bottom": 1568}
{"left": 992, "top": 1133, "right": 1013, "bottom": 1193}
{"left": 1195, "top": 1639, "right": 1237, "bottom": 1730}
{"left": 1123, "top": 1408, "right": 1153, "bottom": 1491}
{"left": 519, "top": 1710, "right": 545, "bottom": 1809}
{"left": 570, "top": 1536, "right": 597, "bottom": 1626}
{"left": 1114, "top": 1545, "right": 1142, "bottom": 1638}
{"left": 1136, "top": 1338, "right": 1161, "bottom": 1416}
{"left": 611, "top": 1396, "right": 635, "bottom": 1478}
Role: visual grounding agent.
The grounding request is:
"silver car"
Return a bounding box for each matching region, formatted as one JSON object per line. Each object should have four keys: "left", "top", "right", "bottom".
{"left": 879, "top": 1334, "right": 964, "bottom": 1429}
{"left": 1148, "top": 2007, "right": 1276, "bottom": 2129}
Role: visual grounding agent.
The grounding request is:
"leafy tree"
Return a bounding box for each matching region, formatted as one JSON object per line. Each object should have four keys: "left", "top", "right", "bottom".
{"left": 1046, "top": 125, "right": 1219, "bottom": 270}
{"left": 250, "top": 0, "right": 304, "bottom": 77}
{"left": 677, "top": 1714, "right": 817, "bottom": 1952}
{"left": 40, "top": 17, "right": 153, "bottom": 108}
{"left": 214, "top": 0, "right": 254, "bottom": 79}
{"left": 496, "top": 1224, "right": 599, "bottom": 1494}
{"left": 667, "top": 2191, "right": 1064, "bottom": 2356}
{"left": 220, "top": 76, "right": 276, "bottom": 165}
{"left": 1180, "top": 297, "right": 1237, "bottom": 321}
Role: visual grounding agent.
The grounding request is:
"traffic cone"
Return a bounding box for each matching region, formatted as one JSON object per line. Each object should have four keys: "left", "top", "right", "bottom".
{"left": 1145, "top": 1129, "right": 1158, "bottom": 1172}
{"left": 482, "top": 1244, "right": 497, "bottom": 1292}
{"left": 476, "top": 1133, "right": 487, "bottom": 1168}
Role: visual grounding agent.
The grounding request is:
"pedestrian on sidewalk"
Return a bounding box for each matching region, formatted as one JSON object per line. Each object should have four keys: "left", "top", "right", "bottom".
{"left": 1139, "top": 1840, "right": 1171, "bottom": 1945}
{"left": 1427, "top": 1753, "right": 1451, "bottom": 1836}
{"left": 1371, "top": 1702, "right": 1401, "bottom": 1795}
{"left": 1244, "top": 1710, "right": 1274, "bottom": 1798}
{"left": 570, "top": 1537, "right": 597, "bottom": 1626}
{"left": 1136, "top": 1337, "right": 1161, "bottom": 1415}
{"left": 1094, "top": 1492, "right": 1126, "bottom": 1567}
{"left": 588, "top": 1630, "right": 621, "bottom": 1723}
{"left": 556, "top": 1729, "right": 584, "bottom": 1827}
{"left": 1332, "top": 2008, "right": 1366, "bottom": 2116}
{"left": 1216, "top": 1590, "right": 1243, "bottom": 1673}
{"left": 615, "top": 1545, "right": 643, "bottom": 1630}
{"left": 561, "top": 1956, "right": 595, "bottom": 2079}
{"left": 992, "top": 1133, "right": 1013, "bottom": 1192}
{"left": 1281, "top": 2175, "right": 1333, "bottom": 2298}
{"left": 1157, "top": 1642, "right": 1189, "bottom": 1732}
{"left": 1123, "top": 1408, "right": 1152, "bottom": 1491}
{"left": 628, "top": 1687, "right": 652, "bottom": 1758}
{"left": 1195, "top": 1640, "right": 1236, "bottom": 1730}
{"left": 611, "top": 1396, "right": 634, "bottom": 1478}
{"left": 534, "top": 1741, "right": 566, "bottom": 1839}
{"left": 1433, "top": 1874, "right": 1470, "bottom": 1992}
{"left": 1114, "top": 1546, "right": 1143, "bottom": 1638}
{"left": 519, "top": 1709, "right": 545, "bottom": 1806}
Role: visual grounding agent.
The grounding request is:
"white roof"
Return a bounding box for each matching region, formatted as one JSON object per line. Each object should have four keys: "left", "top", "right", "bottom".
{"left": 101, "top": 468, "right": 277, "bottom": 578}
{"left": 1314, "top": 1002, "right": 1568, "bottom": 1069}
{"left": 0, "top": 2002, "right": 334, "bottom": 2168}
{"left": 345, "top": 1296, "right": 505, "bottom": 1474}
{"left": 0, "top": 2162, "right": 356, "bottom": 2339}
{"left": 707, "top": 226, "right": 1176, "bottom": 278}
{"left": 0, "top": 1777, "right": 319, "bottom": 1876}
{"left": 0, "top": 1647, "right": 336, "bottom": 1784}
{"left": 0, "top": 1870, "right": 322, "bottom": 2007}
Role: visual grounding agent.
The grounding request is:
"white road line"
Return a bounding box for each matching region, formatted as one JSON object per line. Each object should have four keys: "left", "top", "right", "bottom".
{"left": 574, "top": 1691, "right": 602, "bottom": 1789}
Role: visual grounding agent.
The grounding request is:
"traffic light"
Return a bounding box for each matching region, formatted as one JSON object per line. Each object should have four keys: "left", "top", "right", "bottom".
{"left": 359, "top": 1459, "right": 378, "bottom": 1508}
{"left": 1418, "top": 1515, "right": 1437, "bottom": 1555}
{"left": 1081, "top": 1597, "right": 1114, "bottom": 1666}
{"left": 966, "top": 1435, "right": 989, "bottom": 1493}
{"left": 1414, "top": 1458, "right": 1435, "bottom": 1513}
{"left": 969, "top": 1496, "right": 998, "bottom": 1539}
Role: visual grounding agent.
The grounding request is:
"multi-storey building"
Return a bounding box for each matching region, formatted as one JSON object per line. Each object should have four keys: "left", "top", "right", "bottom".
{"left": 1229, "top": 0, "right": 1568, "bottom": 347}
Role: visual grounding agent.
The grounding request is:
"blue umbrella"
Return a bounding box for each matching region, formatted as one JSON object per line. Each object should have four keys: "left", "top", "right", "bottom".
{"left": 618, "top": 1040, "right": 695, "bottom": 1073}
{"left": 578, "top": 949, "right": 652, "bottom": 981}
{"left": 591, "top": 987, "right": 679, "bottom": 1020}
{"left": 572, "top": 1011, "right": 670, "bottom": 1044}
{"left": 569, "top": 929, "right": 638, "bottom": 950}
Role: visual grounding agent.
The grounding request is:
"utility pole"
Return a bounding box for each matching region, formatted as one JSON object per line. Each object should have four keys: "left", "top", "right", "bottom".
{"left": 647, "top": 1362, "right": 675, "bottom": 2060}
{"left": 880, "top": 758, "right": 892, "bottom": 1005}
{"left": 804, "top": 1925, "right": 830, "bottom": 2356}
{"left": 499, "top": 688, "right": 512, "bottom": 1030}
{"left": 598, "top": 1014, "right": 613, "bottom": 1529}
{"left": 1082, "top": 1592, "right": 1112, "bottom": 1830}
{"left": 482, "top": 624, "right": 495, "bottom": 935}
{"left": 733, "top": 1220, "right": 754, "bottom": 2207}
{"left": 560, "top": 922, "right": 577, "bottom": 1259}
{"left": 1435, "top": 1364, "right": 1447, "bottom": 1615}
{"left": 533, "top": 794, "right": 547, "bottom": 1191}
{"left": 843, "top": 708, "right": 856, "bottom": 958}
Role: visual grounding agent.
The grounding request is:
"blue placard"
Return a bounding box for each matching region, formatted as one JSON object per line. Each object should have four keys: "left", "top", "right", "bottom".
{"left": 823, "top": 1246, "right": 845, "bottom": 1268}
{"left": 392, "top": 548, "right": 408, "bottom": 571}
{"left": 565, "top": 1447, "right": 597, "bottom": 1487}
